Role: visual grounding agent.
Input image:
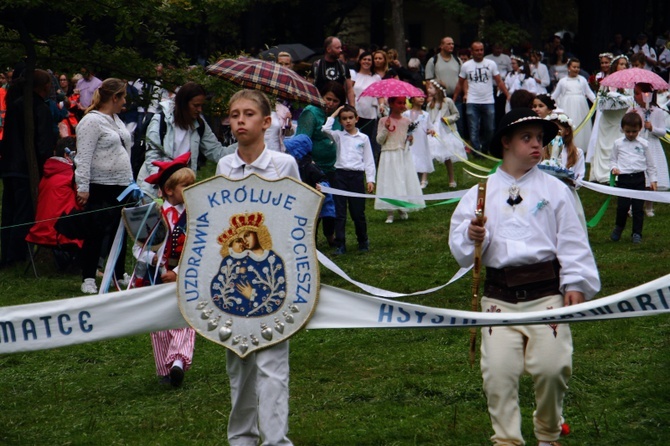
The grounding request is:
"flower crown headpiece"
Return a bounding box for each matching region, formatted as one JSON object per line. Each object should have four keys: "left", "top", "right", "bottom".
{"left": 511, "top": 55, "right": 525, "bottom": 64}
{"left": 428, "top": 79, "right": 447, "bottom": 96}
{"left": 599, "top": 52, "right": 614, "bottom": 60}
{"left": 546, "top": 111, "right": 574, "bottom": 130}
{"left": 610, "top": 54, "right": 629, "bottom": 68}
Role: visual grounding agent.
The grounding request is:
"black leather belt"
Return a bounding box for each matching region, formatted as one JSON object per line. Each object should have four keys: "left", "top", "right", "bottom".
{"left": 484, "top": 259, "right": 561, "bottom": 304}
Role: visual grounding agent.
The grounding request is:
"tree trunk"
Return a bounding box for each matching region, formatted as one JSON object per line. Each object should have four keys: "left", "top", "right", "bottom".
{"left": 390, "top": 0, "right": 406, "bottom": 63}
{"left": 18, "top": 18, "right": 39, "bottom": 213}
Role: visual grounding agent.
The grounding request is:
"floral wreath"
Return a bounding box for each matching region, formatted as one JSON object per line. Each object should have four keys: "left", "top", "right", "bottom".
{"left": 610, "top": 54, "right": 629, "bottom": 68}
{"left": 511, "top": 55, "right": 526, "bottom": 64}
{"left": 428, "top": 79, "right": 447, "bottom": 96}
{"left": 598, "top": 52, "right": 614, "bottom": 60}
{"left": 546, "top": 111, "right": 575, "bottom": 130}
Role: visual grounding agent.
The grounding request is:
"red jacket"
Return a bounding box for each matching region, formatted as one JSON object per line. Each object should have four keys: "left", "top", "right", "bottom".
{"left": 25, "top": 156, "right": 83, "bottom": 248}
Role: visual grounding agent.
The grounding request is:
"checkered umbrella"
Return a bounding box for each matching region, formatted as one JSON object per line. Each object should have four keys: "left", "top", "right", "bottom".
{"left": 207, "top": 57, "right": 326, "bottom": 107}
{"left": 359, "top": 78, "right": 426, "bottom": 98}
{"left": 600, "top": 67, "right": 670, "bottom": 90}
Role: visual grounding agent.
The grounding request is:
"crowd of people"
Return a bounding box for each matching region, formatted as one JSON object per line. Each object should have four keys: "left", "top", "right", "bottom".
{"left": 0, "top": 28, "right": 669, "bottom": 446}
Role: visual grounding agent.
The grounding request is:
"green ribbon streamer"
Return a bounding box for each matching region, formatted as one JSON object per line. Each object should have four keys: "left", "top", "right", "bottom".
{"left": 586, "top": 174, "right": 616, "bottom": 228}
{"left": 380, "top": 197, "right": 461, "bottom": 208}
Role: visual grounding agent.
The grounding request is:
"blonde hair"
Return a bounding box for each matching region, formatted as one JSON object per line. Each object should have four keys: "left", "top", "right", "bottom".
{"left": 228, "top": 89, "right": 272, "bottom": 117}
{"left": 163, "top": 167, "right": 196, "bottom": 193}
{"left": 372, "top": 50, "right": 389, "bottom": 74}
{"left": 85, "top": 78, "right": 126, "bottom": 114}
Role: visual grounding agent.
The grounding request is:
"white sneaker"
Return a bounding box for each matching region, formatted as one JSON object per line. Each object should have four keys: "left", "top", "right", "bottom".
{"left": 399, "top": 211, "right": 409, "bottom": 220}
{"left": 385, "top": 216, "right": 394, "bottom": 224}
{"left": 81, "top": 278, "right": 98, "bottom": 294}
{"left": 117, "top": 273, "right": 131, "bottom": 288}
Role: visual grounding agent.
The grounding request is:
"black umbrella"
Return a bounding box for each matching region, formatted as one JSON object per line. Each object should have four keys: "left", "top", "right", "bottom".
{"left": 259, "top": 43, "right": 315, "bottom": 62}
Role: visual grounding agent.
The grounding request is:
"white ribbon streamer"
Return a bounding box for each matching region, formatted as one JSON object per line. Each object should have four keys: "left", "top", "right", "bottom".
{"left": 317, "top": 250, "right": 471, "bottom": 298}
{"left": 2, "top": 274, "right": 670, "bottom": 354}
{"left": 320, "top": 186, "right": 466, "bottom": 201}
{"left": 577, "top": 180, "right": 670, "bottom": 203}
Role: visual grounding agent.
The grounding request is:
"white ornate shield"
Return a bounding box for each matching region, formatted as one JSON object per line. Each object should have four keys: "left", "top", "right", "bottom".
{"left": 178, "top": 174, "right": 323, "bottom": 357}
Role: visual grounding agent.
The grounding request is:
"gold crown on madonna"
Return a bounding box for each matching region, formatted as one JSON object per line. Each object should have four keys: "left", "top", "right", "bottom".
{"left": 217, "top": 212, "right": 265, "bottom": 247}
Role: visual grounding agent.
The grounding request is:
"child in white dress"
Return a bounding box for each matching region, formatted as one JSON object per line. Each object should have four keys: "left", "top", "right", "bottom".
{"left": 375, "top": 96, "right": 425, "bottom": 223}
{"left": 551, "top": 58, "right": 596, "bottom": 154}
{"left": 402, "top": 95, "right": 434, "bottom": 188}
{"left": 426, "top": 80, "right": 466, "bottom": 187}
{"left": 629, "top": 82, "right": 670, "bottom": 216}
{"left": 504, "top": 56, "right": 538, "bottom": 111}
{"left": 544, "top": 111, "right": 587, "bottom": 228}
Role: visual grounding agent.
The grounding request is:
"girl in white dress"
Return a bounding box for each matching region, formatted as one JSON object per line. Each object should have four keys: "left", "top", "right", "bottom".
{"left": 549, "top": 45, "right": 569, "bottom": 87}
{"left": 264, "top": 102, "right": 293, "bottom": 152}
{"left": 375, "top": 96, "right": 425, "bottom": 223}
{"left": 504, "top": 56, "right": 538, "bottom": 111}
{"left": 587, "top": 54, "right": 632, "bottom": 183}
{"left": 426, "top": 79, "right": 465, "bottom": 187}
{"left": 402, "top": 95, "right": 434, "bottom": 188}
{"left": 551, "top": 58, "right": 596, "bottom": 154}
{"left": 629, "top": 82, "right": 670, "bottom": 216}
{"left": 543, "top": 111, "right": 587, "bottom": 227}
{"left": 529, "top": 50, "right": 551, "bottom": 94}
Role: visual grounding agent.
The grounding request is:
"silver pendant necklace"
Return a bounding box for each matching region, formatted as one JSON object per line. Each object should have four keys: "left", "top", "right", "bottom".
{"left": 507, "top": 184, "right": 522, "bottom": 207}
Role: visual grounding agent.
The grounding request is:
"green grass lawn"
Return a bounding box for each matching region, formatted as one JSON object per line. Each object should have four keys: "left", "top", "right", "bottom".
{"left": 1, "top": 158, "right": 669, "bottom": 445}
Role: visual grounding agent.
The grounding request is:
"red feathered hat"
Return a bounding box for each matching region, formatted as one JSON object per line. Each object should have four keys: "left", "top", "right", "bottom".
{"left": 144, "top": 152, "right": 191, "bottom": 189}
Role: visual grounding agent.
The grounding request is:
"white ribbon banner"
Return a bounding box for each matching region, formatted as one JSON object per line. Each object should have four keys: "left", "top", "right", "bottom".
{"left": 323, "top": 182, "right": 670, "bottom": 204}
{"left": 2, "top": 273, "right": 670, "bottom": 354}
{"left": 576, "top": 180, "right": 670, "bottom": 203}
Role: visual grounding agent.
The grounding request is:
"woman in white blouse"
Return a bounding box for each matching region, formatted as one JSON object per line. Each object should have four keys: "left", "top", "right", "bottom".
{"left": 353, "top": 51, "right": 383, "bottom": 163}
{"left": 75, "top": 78, "right": 133, "bottom": 294}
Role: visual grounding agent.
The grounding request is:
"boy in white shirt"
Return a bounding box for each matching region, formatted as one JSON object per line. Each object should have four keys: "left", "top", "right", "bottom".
{"left": 322, "top": 104, "right": 376, "bottom": 254}
{"left": 450, "top": 108, "right": 600, "bottom": 446}
{"left": 610, "top": 112, "right": 657, "bottom": 244}
{"left": 215, "top": 90, "right": 299, "bottom": 446}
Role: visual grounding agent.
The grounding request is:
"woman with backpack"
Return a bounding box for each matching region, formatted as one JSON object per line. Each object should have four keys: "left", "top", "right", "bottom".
{"left": 137, "top": 82, "right": 234, "bottom": 195}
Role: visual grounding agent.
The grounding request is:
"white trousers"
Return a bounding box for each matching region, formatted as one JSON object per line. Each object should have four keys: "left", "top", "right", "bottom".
{"left": 226, "top": 341, "right": 293, "bottom": 446}
{"left": 481, "top": 294, "right": 572, "bottom": 446}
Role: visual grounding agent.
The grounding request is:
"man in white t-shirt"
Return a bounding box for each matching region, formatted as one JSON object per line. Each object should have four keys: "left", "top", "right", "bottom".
{"left": 453, "top": 42, "right": 510, "bottom": 155}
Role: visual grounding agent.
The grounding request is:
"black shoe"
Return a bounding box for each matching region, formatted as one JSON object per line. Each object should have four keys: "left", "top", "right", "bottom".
{"left": 358, "top": 241, "right": 369, "bottom": 252}
{"left": 159, "top": 375, "right": 171, "bottom": 385}
{"left": 610, "top": 226, "right": 623, "bottom": 241}
{"left": 632, "top": 233, "right": 642, "bottom": 244}
{"left": 169, "top": 365, "right": 184, "bottom": 387}
{"left": 333, "top": 245, "right": 346, "bottom": 255}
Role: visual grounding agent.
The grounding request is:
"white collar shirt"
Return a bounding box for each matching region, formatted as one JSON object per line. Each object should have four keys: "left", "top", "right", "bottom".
{"left": 449, "top": 166, "right": 600, "bottom": 299}
{"left": 215, "top": 146, "right": 299, "bottom": 181}
{"left": 610, "top": 136, "right": 657, "bottom": 182}
{"left": 322, "top": 117, "right": 377, "bottom": 183}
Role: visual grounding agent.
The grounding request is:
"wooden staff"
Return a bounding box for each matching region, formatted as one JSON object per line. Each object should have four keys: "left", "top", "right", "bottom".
{"left": 469, "top": 181, "right": 487, "bottom": 367}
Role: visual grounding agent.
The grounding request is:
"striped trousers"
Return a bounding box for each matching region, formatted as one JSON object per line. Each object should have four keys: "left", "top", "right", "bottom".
{"left": 150, "top": 327, "right": 196, "bottom": 376}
